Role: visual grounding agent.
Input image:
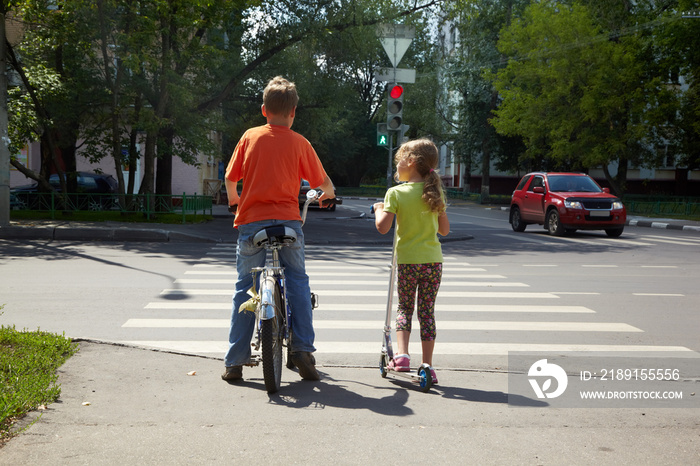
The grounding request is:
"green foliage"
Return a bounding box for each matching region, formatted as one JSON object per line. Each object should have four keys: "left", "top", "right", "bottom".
{"left": 0, "top": 319, "right": 78, "bottom": 442}
{"left": 652, "top": 0, "right": 700, "bottom": 171}
{"left": 442, "top": 0, "right": 529, "bottom": 188}
{"left": 8, "top": 0, "right": 445, "bottom": 192}
{"left": 488, "top": 1, "right": 677, "bottom": 193}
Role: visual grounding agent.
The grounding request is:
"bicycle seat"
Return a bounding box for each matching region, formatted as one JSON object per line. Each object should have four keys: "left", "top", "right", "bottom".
{"left": 253, "top": 225, "right": 298, "bottom": 247}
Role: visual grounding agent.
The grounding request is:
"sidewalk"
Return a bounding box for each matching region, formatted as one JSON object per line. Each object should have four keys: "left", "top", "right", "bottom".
{"left": 3, "top": 340, "right": 699, "bottom": 465}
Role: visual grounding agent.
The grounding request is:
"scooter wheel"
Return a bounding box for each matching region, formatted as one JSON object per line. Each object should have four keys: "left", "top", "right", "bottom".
{"left": 417, "top": 364, "right": 433, "bottom": 392}
{"left": 379, "top": 354, "right": 388, "bottom": 378}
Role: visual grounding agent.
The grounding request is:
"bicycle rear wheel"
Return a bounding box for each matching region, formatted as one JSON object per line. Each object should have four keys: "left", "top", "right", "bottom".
{"left": 260, "top": 277, "right": 285, "bottom": 393}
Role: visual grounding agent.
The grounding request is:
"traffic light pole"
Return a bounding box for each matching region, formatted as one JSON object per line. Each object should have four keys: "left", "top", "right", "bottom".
{"left": 386, "top": 132, "right": 394, "bottom": 189}
{"left": 0, "top": 13, "right": 9, "bottom": 227}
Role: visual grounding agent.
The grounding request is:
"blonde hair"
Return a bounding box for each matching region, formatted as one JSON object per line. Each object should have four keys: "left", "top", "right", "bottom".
{"left": 262, "top": 76, "right": 299, "bottom": 116}
{"left": 394, "top": 138, "right": 446, "bottom": 213}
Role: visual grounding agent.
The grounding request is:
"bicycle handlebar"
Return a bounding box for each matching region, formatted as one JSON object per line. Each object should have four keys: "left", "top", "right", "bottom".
{"left": 301, "top": 189, "right": 338, "bottom": 225}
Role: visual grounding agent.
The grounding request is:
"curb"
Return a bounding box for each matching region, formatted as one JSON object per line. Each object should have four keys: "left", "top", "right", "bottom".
{"left": 627, "top": 219, "right": 700, "bottom": 232}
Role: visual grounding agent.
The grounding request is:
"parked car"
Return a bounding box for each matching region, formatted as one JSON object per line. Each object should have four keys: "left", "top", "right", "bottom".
{"left": 298, "top": 179, "right": 341, "bottom": 211}
{"left": 11, "top": 171, "right": 119, "bottom": 193}
{"left": 509, "top": 172, "right": 626, "bottom": 237}
{"left": 9, "top": 192, "right": 23, "bottom": 210}
{"left": 10, "top": 172, "right": 119, "bottom": 211}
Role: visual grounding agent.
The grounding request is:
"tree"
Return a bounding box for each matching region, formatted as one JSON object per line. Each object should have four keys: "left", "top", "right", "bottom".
{"left": 653, "top": 1, "right": 700, "bottom": 194}
{"left": 7, "top": 0, "right": 107, "bottom": 201}
{"left": 7, "top": 0, "right": 443, "bottom": 200}
{"left": 442, "top": 0, "right": 527, "bottom": 200}
{"left": 489, "top": 1, "right": 675, "bottom": 195}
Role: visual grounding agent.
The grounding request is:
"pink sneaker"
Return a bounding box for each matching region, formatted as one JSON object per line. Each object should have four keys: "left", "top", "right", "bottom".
{"left": 389, "top": 354, "right": 410, "bottom": 372}
{"left": 430, "top": 368, "right": 438, "bottom": 384}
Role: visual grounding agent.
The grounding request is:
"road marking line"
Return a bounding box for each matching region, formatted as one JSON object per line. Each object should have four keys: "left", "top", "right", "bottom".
{"left": 633, "top": 293, "right": 685, "bottom": 297}
{"left": 597, "top": 238, "right": 654, "bottom": 246}
{"left": 496, "top": 233, "right": 654, "bottom": 247}
{"left": 317, "top": 304, "right": 595, "bottom": 313}
{"left": 640, "top": 237, "right": 700, "bottom": 246}
{"left": 159, "top": 289, "right": 559, "bottom": 298}
{"left": 145, "top": 302, "right": 231, "bottom": 309}
{"left": 122, "top": 319, "right": 641, "bottom": 332}
{"left": 143, "top": 303, "right": 595, "bottom": 313}
{"left": 494, "top": 234, "right": 552, "bottom": 245}
{"left": 173, "top": 278, "right": 530, "bottom": 287}
{"left": 121, "top": 341, "right": 695, "bottom": 355}
{"left": 644, "top": 234, "right": 700, "bottom": 243}
{"left": 182, "top": 271, "right": 503, "bottom": 279}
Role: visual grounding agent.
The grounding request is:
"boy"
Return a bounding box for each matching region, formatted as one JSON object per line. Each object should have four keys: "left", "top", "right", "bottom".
{"left": 222, "top": 76, "right": 335, "bottom": 382}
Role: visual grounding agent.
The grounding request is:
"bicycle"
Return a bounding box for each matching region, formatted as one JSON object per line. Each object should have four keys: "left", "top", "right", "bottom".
{"left": 245, "top": 189, "right": 336, "bottom": 393}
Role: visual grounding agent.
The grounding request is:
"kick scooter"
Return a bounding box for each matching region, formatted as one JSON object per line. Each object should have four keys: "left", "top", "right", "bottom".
{"left": 372, "top": 206, "right": 434, "bottom": 393}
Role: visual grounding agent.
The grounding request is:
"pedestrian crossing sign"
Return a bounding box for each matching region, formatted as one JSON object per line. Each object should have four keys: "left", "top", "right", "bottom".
{"left": 377, "top": 123, "right": 389, "bottom": 146}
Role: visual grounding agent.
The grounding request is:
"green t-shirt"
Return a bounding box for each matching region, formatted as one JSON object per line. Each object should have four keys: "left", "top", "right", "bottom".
{"left": 383, "top": 182, "right": 443, "bottom": 264}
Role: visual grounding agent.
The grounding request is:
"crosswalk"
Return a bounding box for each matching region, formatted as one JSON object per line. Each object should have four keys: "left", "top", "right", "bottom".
{"left": 121, "top": 243, "right": 696, "bottom": 369}
{"left": 495, "top": 231, "right": 700, "bottom": 248}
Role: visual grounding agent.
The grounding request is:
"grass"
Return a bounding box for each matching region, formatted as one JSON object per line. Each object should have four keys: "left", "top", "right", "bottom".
{"left": 0, "top": 309, "right": 78, "bottom": 444}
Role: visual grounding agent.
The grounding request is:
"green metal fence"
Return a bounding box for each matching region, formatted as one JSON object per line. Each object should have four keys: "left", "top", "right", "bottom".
{"left": 623, "top": 200, "right": 700, "bottom": 217}
{"left": 11, "top": 191, "right": 213, "bottom": 223}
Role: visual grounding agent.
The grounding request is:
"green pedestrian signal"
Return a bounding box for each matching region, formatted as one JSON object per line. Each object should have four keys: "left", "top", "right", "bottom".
{"left": 377, "top": 123, "right": 388, "bottom": 147}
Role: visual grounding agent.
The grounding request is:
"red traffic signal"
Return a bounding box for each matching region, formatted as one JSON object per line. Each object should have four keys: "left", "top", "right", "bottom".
{"left": 387, "top": 83, "right": 404, "bottom": 130}
{"left": 389, "top": 84, "right": 404, "bottom": 99}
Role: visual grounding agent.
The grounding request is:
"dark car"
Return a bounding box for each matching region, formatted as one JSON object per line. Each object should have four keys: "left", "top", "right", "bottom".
{"left": 50, "top": 172, "right": 119, "bottom": 193}
{"left": 509, "top": 172, "right": 626, "bottom": 237}
{"left": 12, "top": 171, "right": 118, "bottom": 193}
{"left": 298, "top": 179, "right": 341, "bottom": 211}
{"left": 11, "top": 171, "right": 119, "bottom": 210}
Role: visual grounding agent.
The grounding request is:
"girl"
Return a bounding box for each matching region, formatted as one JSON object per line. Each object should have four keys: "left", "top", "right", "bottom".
{"left": 373, "top": 138, "right": 450, "bottom": 383}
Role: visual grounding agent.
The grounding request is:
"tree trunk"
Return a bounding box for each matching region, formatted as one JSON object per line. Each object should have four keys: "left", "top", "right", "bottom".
{"left": 140, "top": 131, "right": 156, "bottom": 196}
{"left": 155, "top": 126, "right": 174, "bottom": 197}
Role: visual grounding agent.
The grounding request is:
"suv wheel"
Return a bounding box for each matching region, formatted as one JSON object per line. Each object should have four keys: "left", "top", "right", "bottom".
{"left": 605, "top": 228, "right": 623, "bottom": 238}
{"left": 546, "top": 209, "right": 565, "bottom": 236}
{"left": 510, "top": 206, "right": 527, "bottom": 232}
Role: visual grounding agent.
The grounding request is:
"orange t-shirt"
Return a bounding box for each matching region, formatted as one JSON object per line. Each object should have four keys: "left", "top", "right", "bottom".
{"left": 225, "top": 124, "right": 327, "bottom": 227}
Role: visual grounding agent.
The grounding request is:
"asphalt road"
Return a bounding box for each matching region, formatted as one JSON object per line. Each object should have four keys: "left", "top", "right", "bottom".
{"left": 1, "top": 202, "right": 699, "bottom": 464}
{"left": 2, "top": 201, "right": 699, "bottom": 369}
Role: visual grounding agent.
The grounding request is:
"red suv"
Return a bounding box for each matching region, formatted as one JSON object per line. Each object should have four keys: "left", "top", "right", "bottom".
{"left": 509, "top": 172, "right": 626, "bottom": 237}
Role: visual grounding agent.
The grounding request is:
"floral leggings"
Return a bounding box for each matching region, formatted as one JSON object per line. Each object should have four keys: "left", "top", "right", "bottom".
{"left": 396, "top": 263, "right": 442, "bottom": 341}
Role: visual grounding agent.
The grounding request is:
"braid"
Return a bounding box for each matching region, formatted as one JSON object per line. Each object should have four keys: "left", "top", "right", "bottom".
{"left": 422, "top": 170, "right": 446, "bottom": 213}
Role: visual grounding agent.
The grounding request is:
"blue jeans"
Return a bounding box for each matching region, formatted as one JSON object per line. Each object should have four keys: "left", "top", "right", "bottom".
{"left": 224, "top": 220, "right": 315, "bottom": 367}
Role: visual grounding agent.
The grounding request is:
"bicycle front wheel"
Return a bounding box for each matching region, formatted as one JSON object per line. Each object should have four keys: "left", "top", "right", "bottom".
{"left": 260, "top": 277, "right": 285, "bottom": 393}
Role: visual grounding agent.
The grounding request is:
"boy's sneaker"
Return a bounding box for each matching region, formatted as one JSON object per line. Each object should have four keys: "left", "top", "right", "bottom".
{"left": 291, "top": 352, "right": 320, "bottom": 381}
{"left": 389, "top": 354, "right": 411, "bottom": 372}
{"left": 430, "top": 368, "right": 438, "bottom": 384}
{"left": 221, "top": 365, "right": 243, "bottom": 381}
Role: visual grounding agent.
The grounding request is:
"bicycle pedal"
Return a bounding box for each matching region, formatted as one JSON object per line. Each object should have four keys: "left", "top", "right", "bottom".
{"left": 245, "top": 355, "right": 261, "bottom": 367}
{"left": 311, "top": 292, "right": 319, "bottom": 309}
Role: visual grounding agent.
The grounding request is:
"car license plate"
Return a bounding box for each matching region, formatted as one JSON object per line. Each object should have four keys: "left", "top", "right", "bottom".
{"left": 589, "top": 210, "right": 609, "bottom": 217}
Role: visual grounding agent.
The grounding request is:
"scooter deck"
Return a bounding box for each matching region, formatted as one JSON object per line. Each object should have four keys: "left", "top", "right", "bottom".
{"left": 379, "top": 356, "right": 434, "bottom": 392}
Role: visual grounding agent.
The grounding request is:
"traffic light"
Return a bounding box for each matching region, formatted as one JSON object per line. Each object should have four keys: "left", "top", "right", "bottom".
{"left": 377, "top": 123, "right": 388, "bottom": 146}
{"left": 387, "top": 83, "right": 403, "bottom": 131}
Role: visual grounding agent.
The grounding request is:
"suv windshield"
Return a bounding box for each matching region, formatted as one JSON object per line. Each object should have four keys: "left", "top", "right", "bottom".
{"left": 548, "top": 175, "right": 601, "bottom": 193}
